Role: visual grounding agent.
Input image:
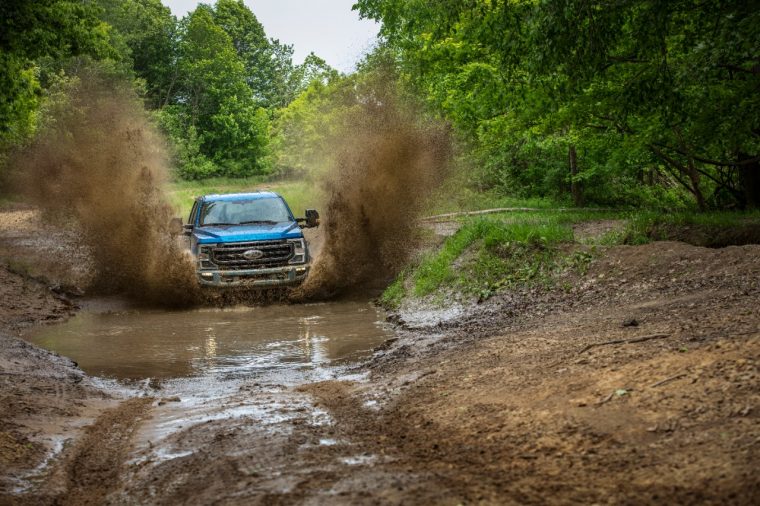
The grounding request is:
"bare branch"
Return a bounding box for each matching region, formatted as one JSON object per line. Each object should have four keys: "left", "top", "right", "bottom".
{"left": 653, "top": 143, "right": 760, "bottom": 167}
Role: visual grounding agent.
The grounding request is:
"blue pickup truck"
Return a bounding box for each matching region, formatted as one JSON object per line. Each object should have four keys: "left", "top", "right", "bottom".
{"left": 175, "top": 192, "right": 319, "bottom": 288}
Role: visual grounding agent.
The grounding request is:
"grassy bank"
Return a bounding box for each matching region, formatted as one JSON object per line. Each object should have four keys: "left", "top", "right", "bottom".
{"left": 382, "top": 209, "right": 760, "bottom": 308}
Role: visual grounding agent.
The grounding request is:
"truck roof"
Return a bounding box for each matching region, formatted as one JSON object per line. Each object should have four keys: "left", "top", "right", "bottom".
{"left": 200, "top": 191, "right": 282, "bottom": 202}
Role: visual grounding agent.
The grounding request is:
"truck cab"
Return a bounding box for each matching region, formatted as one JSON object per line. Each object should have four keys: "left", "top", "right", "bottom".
{"left": 182, "top": 192, "right": 319, "bottom": 288}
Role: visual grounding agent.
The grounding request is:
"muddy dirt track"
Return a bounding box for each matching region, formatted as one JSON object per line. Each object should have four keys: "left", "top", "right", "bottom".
{"left": 1, "top": 206, "right": 759, "bottom": 504}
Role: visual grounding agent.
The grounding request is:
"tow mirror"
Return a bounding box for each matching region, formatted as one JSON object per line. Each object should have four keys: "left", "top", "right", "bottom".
{"left": 298, "top": 209, "right": 320, "bottom": 228}
{"left": 306, "top": 209, "right": 320, "bottom": 228}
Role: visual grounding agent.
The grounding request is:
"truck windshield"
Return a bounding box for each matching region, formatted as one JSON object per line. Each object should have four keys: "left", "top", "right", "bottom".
{"left": 200, "top": 198, "right": 292, "bottom": 226}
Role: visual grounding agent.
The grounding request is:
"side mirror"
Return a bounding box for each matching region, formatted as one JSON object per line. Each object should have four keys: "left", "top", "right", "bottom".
{"left": 298, "top": 209, "right": 320, "bottom": 228}
{"left": 168, "top": 217, "right": 183, "bottom": 236}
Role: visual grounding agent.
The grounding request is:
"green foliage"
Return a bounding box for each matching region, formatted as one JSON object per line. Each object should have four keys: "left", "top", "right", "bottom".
{"left": 271, "top": 74, "right": 355, "bottom": 176}
{"left": 408, "top": 216, "right": 574, "bottom": 299}
{"left": 211, "top": 0, "right": 338, "bottom": 109}
{"left": 357, "top": 0, "right": 760, "bottom": 209}
{"left": 97, "top": 0, "right": 177, "bottom": 109}
{"left": 379, "top": 271, "right": 406, "bottom": 309}
{"left": 0, "top": 0, "right": 116, "bottom": 149}
{"left": 157, "top": 5, "right": 270, "bottom": 178}
{"left": 2, "top": 0, "right": 338, "bottom": 182}
{"left": 155, "top": 0, "right": 339, "bottom": 179}
{"left": 154, "top": 106, "right": 216, "bottom": 180}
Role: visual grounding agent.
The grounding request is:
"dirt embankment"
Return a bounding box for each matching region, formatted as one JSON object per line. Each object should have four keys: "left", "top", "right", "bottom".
{"left": 0, "top": 205, "right": 149, "bottom": 504}
{"left": 303, "top": 241, "right": 759, "bottom": 504}
{"left": 79, "top": 242, "right": 760, "bottom": 504}
{"left": 0, "top": 264, "right": 102, "bottom": 498}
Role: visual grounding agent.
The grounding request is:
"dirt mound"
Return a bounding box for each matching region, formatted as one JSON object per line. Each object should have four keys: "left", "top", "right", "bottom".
{"left": 9, "top": 69, "right": 199, "bottom": 307}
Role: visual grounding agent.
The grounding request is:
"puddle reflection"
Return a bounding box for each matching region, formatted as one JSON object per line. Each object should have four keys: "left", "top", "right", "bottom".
{"left": 24, "top": 300, "right": 392, "bottom": 379}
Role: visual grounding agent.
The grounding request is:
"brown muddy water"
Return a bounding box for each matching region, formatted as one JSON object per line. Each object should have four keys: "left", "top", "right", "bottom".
{"left": 12, "top": 299, "right": 396, "bottom": 496}
{"left": 24, "top": 300, "right": 393, "bottom": 380}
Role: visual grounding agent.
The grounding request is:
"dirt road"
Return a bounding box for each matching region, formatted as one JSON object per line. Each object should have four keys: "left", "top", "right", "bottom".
{"left": 1, "top": 206, "right": 758, "bottom": 504}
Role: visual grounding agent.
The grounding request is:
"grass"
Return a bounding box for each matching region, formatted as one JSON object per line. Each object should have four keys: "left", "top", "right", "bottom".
{"left": 382, "top": 206, "right": 760, "bottom": 308}
{"left": 381, "top": 210, "right": 610, "bottom": 308}
{"left": 166, "top": 177, "right": 322, "bottom": 219}
{"left": 423, "top": 186, "right": 562, "bottom": 216}
{"left": 165, "top": 172, "right": 574, "bottom": 222}
{"left": 623, "top": 210, "right": 760, "bottom": 246}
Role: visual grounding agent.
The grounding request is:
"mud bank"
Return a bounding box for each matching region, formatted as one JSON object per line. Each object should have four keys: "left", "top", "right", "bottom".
{"left": 109, "top": 241, "right": 759, "bottom": 505}
{"left": 0, "top": 264, "right": 119, "bottom": 500}
{"left": 1, "top": 202, "right": 759, "bottom": 504}
{"left": 323, "top": 241, "right": 760, "bottom": 503}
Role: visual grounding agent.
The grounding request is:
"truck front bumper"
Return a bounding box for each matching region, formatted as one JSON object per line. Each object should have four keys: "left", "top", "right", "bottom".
{"left": 197, "top": 265, "right": 310, "bottom": 288}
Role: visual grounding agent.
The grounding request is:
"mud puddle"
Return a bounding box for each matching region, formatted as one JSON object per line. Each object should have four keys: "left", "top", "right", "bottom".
{"left": 23, "top": 299, "right": 392, "bottom": 380}
{"left": 11, "top": 298, "right": 395, "bottom": 499}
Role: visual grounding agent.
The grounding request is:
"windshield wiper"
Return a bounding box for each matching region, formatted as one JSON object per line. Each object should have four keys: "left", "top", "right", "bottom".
{"left": 203, "top": 222, "right": 237, "bottom": 226}
{"left": 238, "top": 220, "right": 279, "bottom": 225}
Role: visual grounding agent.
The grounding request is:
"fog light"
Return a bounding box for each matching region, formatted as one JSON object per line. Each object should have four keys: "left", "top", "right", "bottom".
{"left": 200, "top": 272, "right": 214, "bottom": 279}
{"left": 296, "top": 267, "right": 307, "bottom": 273}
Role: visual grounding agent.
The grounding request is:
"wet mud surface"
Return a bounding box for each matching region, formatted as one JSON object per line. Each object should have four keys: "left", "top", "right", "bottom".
{"left": 23, "top": 300, "right": 392, "bottom": 379}
{"left": 1, "top": 206, "right": 759, "bottom": 504}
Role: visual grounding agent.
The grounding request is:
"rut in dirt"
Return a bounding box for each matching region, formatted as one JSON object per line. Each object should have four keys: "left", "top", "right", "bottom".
{"left": 54, "top": 398, "right": 152, "bottom": 506}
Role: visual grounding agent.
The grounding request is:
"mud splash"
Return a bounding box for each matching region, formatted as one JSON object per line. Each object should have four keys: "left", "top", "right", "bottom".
{"left": 295, "top": 84, "right": 451, "bottom": 299}
{"left": 10, "top": 70, "right": 199, "bottom": 306}
{"left": 8, "top": 68, "right": 449, "bottom": 306}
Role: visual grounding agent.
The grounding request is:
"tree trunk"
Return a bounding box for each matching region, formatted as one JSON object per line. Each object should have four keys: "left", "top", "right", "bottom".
{"left": 738, "top": 153, "right": 760, "bottom": 209}
{"left": 673, "top": 128, "right": 706, "bottom": 210}
{"left": 685, "top": 157, "right": 706, "bottom": 210}
{"left": 569, "top": 145, "right": 583, "bottom": 207}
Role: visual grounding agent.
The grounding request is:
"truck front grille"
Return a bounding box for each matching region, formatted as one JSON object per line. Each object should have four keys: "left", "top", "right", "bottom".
{"left": 209, "top": 240, "right": 294, "bottom": 270}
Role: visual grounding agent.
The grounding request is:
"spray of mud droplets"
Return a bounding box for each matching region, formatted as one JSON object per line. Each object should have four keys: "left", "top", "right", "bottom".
{"left": 294, "top": 83, "right": 451, "bottom": 299}
{"left": 11, "top": 70, "right": 200, "bottom": 306}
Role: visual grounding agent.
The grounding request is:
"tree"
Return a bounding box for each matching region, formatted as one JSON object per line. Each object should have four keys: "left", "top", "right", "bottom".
{"left": 0, "top": 0, "right": 115, "bottom": 148}
{"left": 356, "top": 0, "right": 760, "bottom": 209}
{"left": 211, "top": 0, "right": 339, "bottom": 109}
{"left": 169, "top": 5, "right": 270, "bottom": 176}
{"left": 97, "top": 0, "right": 178, "bottom": 109}
{"left": 211, "top": 0, "right": 273, "bottom": 105}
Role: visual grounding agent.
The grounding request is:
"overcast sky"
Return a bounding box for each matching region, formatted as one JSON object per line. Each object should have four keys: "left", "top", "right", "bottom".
{"left": 162, "top": 1, "right": 380, "bottom": 73}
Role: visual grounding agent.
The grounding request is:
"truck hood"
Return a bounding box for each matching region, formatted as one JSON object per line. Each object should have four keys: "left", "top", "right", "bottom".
{"left": 194, "top": 222, "right": 302, "bottom": 244}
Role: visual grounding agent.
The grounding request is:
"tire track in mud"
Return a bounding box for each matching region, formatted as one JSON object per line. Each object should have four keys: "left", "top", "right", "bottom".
{"left": 56, "top": 397, "right": 152, "bottom": 506}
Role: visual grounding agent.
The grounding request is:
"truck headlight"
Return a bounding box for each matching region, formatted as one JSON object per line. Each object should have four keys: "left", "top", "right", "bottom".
{"left": 198, "top": 245, "right": 212, "bottom": 260}
{"left": 288, "top": 238, "right": 307, "bottom": 264}
{"left": 198, "top": 244, "right": 217, "bottom": 263}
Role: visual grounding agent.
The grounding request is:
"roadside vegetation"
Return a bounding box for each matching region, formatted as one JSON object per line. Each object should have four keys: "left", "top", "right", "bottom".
{"left": 382, "top": 209, "right": 760, "bottom": 309}
{"left": 2, "top": 1, "right": 757, "bottom": 212}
